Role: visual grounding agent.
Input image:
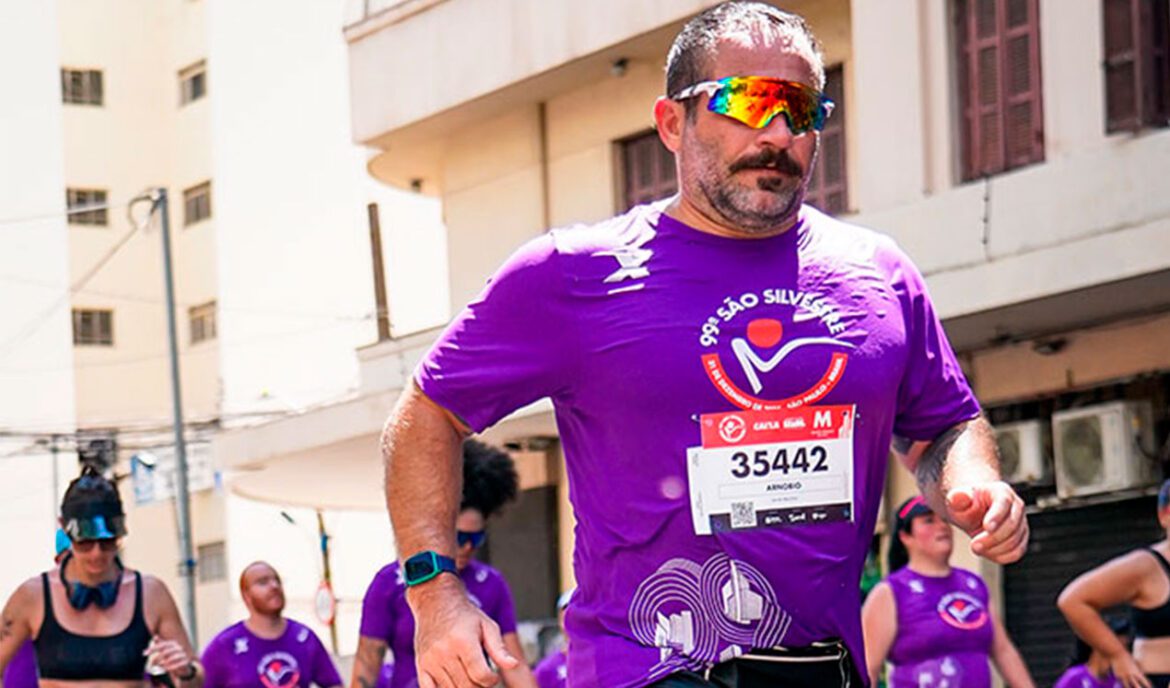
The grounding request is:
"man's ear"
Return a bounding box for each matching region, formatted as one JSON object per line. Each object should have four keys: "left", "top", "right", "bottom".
{"left": 653, "top": 97, "right": 685, "bottom": 154}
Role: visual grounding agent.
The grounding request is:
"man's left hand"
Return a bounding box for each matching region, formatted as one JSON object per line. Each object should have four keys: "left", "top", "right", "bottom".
{"left": 945, "top": 481, "right": 1029, "bottom": 564}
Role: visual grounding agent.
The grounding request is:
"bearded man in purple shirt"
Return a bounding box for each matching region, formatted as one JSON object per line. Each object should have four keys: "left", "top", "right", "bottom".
{"left": 379, "top": 2, "right": 1030, "bottom": 687}
{"left": 201, "top": 562, "right": 341, "bottom": 688}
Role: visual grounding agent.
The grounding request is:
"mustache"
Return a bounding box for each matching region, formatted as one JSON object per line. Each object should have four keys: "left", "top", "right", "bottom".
{"left": 729, "top": 149, "right": 804, "bottom": 177}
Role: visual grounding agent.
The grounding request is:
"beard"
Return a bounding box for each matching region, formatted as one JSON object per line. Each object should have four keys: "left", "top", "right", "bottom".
{"left": 690, "top": 140, "right": 814, "bottom": 234}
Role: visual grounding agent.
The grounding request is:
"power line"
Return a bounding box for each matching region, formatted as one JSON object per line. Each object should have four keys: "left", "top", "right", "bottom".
{"left": 0, "top": 272, "right": 377, "bottom": 322}
{"left": 0, "top": 205, "right": 145, "bottom": 358}
{"left": 0, "top": 201, "right": 129, "bottom": 229}
{"left": 0, "top": 315, "right": 374, "bottom": 376}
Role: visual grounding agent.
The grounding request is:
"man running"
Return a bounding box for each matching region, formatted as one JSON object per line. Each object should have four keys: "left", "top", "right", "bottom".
{"left": 201, "top": 562, "right": 341, "bottom": 688}
{"left": 380, "top": 2, "right": 1029, "bottom": 686}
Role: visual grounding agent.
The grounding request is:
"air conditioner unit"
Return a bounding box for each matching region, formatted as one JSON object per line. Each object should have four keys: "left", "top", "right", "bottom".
{"left": 1054, "top": 401, "right": 1157, "bottom": 499}
{"left": 993, "top": 420, "right": 1049, "bottom": 485}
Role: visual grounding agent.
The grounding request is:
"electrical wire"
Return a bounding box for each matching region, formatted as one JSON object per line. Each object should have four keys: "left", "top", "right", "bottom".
{"left": 0, "top": 200, "right": 148, "bottom": 358}
{"left": 0, "top": 201, "right": 129, "bottom": 229}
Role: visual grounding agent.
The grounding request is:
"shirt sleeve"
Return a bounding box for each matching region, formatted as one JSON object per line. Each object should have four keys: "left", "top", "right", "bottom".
{"left": 308, "top": 629, "right": 343, "bottom": 687}
{"left": 358, "top": 568, "right": 395, "bottom": 641}
{"left": 883, "top": 240, "right": 981, "bottom": 441}
{"left": 199, "top": 637, "right": 226, "bottom": 688}
{"left": 415, "top": 233, "right": 578, "bottom": 433}
{"left": 487, "top": 571, "right": 519, "bottom": 635}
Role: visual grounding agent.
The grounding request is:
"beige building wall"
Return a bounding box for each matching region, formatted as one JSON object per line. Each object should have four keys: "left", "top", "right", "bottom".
{"left": 0, "top": 0, "right": 78, "bottom": 598}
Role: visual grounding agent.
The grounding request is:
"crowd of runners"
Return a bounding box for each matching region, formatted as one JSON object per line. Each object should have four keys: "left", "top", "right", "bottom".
{"left": 1, "top": 3, "right": 1166, "bottom": 688}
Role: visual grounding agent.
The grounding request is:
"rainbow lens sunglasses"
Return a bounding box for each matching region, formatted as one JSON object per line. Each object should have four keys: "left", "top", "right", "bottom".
{"left": 672, "top": 76, "right": 834, "bottom": 133}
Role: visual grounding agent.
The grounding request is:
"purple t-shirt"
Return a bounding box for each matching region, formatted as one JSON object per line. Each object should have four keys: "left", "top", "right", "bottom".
{"left": 359, "top": 560, "right": 519, "bottom": 688}
{"left": 887, "top": 567, "right": 994, "bottom": 688}
{"left": 533, "top": 649, "right": 567, "bottom": 688}
{"left": 201, "top": 619, "right": 342, "bottom": 688}
{"left": 416, "top": 203, "right": 980, "bottom": 687}
{"left": 1054, "top": 665, "right": 1124, "bottom": 688}
{"left": 2, "top": 640, "right": 37, "bottom": 688}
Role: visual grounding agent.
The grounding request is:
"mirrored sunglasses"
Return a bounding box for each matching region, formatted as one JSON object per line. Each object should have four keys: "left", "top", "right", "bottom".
{"left": 456, "top": 530, "right": 486, "bottom": 549}
{"left": 672, "top": 76, "right": 834, "bottom": 134}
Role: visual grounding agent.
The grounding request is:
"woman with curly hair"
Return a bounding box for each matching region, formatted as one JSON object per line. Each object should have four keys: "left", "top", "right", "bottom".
{"left": 351, "top": 439, "right": 536, "bottom": 688}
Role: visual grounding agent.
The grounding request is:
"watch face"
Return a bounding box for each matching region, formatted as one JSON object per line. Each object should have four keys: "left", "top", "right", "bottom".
{"left": 406, "top": 555, "right": 436, "bottom": 582}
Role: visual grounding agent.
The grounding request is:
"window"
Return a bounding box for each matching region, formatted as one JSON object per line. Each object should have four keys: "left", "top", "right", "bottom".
{"left": 179, "top": 61, "right": 207, "bottom": 105}
{"left": 955, "top": 0, "right": 1045, "bottom": 180}
{"left": 619, "top": 130, "right": 677, "bottom": 211}
{"left": 806, "top": 65, "right": 848, "bottom": 215}
{"left": 196, "top": 541, "right": 226, "bottom": 583}
{"left": 66, "top": 188, "right": 108, "bottom": 226}
{"left": 72, "top": 309, "right": 113, "bottom": 346}
{"left": 183, "top": 181, "right": 212, "bottom": 226}
{"left": 1103, "top": 0, "right": 1170, "bottom": 132}
{"left": 188, "top": 301, "right": 217, "bottom": 344}
{"left": 61, "top": 69, "right": 103, "bottom": 106}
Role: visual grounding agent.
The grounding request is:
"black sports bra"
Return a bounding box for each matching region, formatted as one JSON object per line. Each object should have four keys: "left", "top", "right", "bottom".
{"left": 1133, "top": 548, "right": 1170, "bottom": 639}
{"left": 35, "top": 570, "right": 151, "bottom": 680}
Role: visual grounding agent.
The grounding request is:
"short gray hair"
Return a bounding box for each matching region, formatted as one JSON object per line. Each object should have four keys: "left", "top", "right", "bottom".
{"left": 666, "top": 1, "right": 826, "bottom": 101}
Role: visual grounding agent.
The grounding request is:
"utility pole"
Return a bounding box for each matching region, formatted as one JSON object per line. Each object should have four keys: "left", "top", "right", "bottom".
{"left": 317, "top": 510, "right": 339, "bottom": 654}
{"left": 147, "top": 188, "right": 199, "bottom": 645}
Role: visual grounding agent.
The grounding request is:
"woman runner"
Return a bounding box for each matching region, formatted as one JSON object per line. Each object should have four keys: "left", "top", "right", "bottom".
{"left": 861, "top": 496, "right": 1034, "bottom": 688}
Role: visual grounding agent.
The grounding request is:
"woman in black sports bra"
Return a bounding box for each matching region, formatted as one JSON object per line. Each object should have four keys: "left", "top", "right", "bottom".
{"left": 0, "top": 467, "right": 203, "bottom": 687}
{"left": 1059, "top": 479, "right": 1170, "bottom": 688}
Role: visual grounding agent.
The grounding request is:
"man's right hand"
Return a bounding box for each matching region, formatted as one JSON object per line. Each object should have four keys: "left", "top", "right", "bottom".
{"left": 408, "top": 577, "right": 519, "bottom": 688}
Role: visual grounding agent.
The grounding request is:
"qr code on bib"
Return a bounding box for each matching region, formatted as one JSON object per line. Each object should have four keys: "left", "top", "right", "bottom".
{"left": 730, "top": 501, "right": 756, "bottom": 528}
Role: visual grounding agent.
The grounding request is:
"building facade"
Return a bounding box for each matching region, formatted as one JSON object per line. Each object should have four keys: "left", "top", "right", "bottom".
{"left": 1, "top": 0, "right": 451, "bottom": 656}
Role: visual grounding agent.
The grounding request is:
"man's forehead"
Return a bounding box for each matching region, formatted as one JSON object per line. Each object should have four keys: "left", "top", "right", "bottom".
{"left": 242, "top": 562, "right": 278, "bottom": 582}
{"left": 706, "top": 37, "right": 819, "bottom": 85}
{"left": 706, "top": 33, "right": 819, "bottom": 78}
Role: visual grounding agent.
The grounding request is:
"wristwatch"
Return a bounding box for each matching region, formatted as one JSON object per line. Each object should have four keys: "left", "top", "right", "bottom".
{"left": 176, "top": 662, "right": 198, "bottom": 682}
{"left": 403, "top": 550, "right": 457, "bottom": 586}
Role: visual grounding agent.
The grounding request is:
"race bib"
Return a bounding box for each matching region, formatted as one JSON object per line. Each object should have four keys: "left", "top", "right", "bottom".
{"left": 687, "top": 405, "right": 855, "bottom": 535}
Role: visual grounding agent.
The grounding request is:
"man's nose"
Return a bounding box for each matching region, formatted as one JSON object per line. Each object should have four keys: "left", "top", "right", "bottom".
{"left": 754, "top": 112, "right": 796, "bottom": 147}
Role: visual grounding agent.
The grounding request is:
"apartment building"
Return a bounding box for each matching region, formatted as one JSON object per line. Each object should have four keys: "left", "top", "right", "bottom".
{"left": 0, "top": 0, "right": 452, "bottom": 652}
{"left": 214, "top": 0, "right": 1170, "bottom": 679}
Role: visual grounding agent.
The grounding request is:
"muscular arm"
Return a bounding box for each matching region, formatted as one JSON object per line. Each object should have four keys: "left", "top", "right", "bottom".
{"left": 0, "top": 580, "right": 36, "bottom": 678}
{"left": 896, "top": 417, "right": 1028, "bottom": 563}
{"left": 989, "top": 610, "right": 1035, "bottom": 688}
{"left": 383, "top": 382, "right": 468, "bottom": 584}
{"left": 383, "top": 383, "right": 519, "bottom": 685}
{"left": 896, "top": 418, "right": 998, "bottom": 519}
{"left": 860, "top": 581, "right": 896, "bottom": 687}
{"left": 499, "top": 634, "right": 537, "bottom": 688}
{"left": 349, "top": 636, "right": 388, "bottom": 688}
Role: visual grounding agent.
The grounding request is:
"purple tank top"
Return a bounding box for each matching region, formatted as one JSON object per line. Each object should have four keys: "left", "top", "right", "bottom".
{"left": 886, "top": 566, "right": 994, "bottom": 688}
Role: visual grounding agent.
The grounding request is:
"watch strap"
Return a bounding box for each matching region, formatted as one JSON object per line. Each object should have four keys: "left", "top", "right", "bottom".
{"left": 403, "top": 550, "right": 457, "bottom": 587}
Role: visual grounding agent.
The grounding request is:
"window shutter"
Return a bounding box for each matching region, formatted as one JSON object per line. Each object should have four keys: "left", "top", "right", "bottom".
{"left": 1141, "top": 0, "right": 1170, "bottom": 127}
{"left": 1003, "top": 0, "right": 1044, "bottom": 167}
{"left": 806, "top": 65, "right": 848, "bottom": 215}
{"left": 1104, "top": 0, "right": 1141, "bottom": 131}
{"left": 957, "top": 0, "right": 1043, "bottom": 180}
{"left": 620, "top": 131, "right": 677, "bottom": 210}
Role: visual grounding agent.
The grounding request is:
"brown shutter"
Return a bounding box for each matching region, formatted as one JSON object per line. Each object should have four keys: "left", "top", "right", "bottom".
{"left": 1104, "top": 0, "right": 1141, "bottom": 131}
{"left": 620, "top": 131, "right": 677, "bottom": 210}
{"left": 957, "top": 0, "right": 1044, "bottom": 180}
{"left": 1103, "top": 0, "right": 1170, "bottom": 132}
{"left": 1141, "top": 0, "right": 1170, "bottom": 127}
{"left": 806, "top": 65, "right": 848, "bottom": 215}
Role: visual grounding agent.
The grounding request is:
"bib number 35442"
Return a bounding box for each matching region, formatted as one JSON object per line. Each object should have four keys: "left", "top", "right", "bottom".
{"left": 687, "top": 405, "right": 855, "bottom": 535}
